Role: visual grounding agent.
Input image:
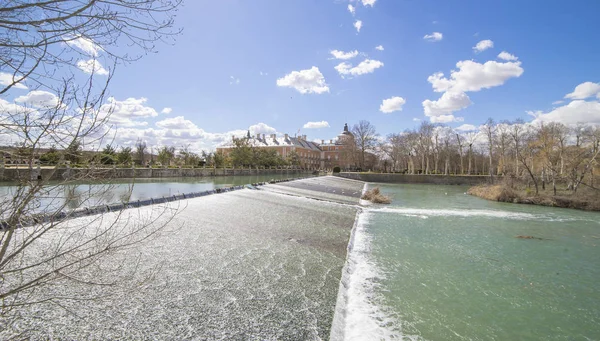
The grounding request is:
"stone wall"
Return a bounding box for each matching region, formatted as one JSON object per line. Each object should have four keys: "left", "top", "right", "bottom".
{"left": 0, "top": 167, "right": 314, "bottom": 182}
{"left": 335, "top": 172, "right": 491, "bottom": 185}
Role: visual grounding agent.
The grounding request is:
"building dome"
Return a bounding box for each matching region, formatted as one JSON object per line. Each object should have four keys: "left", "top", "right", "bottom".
{"left": 337, "top": 123, "right": 353, "bottom": 138}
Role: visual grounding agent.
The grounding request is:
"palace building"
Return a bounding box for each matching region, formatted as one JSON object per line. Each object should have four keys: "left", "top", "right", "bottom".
{"left": 216, "top": 123, "right": 355, "bottom": 170}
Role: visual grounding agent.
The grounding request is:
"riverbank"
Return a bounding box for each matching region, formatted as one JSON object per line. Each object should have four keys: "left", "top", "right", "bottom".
{"left": 467, "top": 184, "right": 600, "bottom": 211}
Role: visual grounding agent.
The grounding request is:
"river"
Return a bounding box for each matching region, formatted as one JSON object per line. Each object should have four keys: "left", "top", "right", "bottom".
{"left": 0, "top": 173, "right": 315, "bottom": 213}
{"left": 2, "top": 177, "right": 599, "bottom": 340}
{"left": 337, "top": 183, "right": 600, "bottom": 340}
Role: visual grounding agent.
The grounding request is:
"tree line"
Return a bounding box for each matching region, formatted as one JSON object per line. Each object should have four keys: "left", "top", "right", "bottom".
{"left": 349, "top": 119, "right": 599, "bottom": 195}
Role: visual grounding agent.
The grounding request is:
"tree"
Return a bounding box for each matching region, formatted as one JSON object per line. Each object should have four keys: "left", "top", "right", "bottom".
{"left": 157, "top": 146, "right": 175, "bottom": 166}
{"left": 135, "top": 139, "right": 147, "bottom": 166}
{"left": 483, "top": 118, "right": 496, "bottom": 179}
{"left": 287, "top": 150, "right": 301, "bottom": 167}
{"left": 495, "top": 121, "right": 511, "bottom": 176}
{"left": 417, "top": 122, "right": 434, "bottom": 174}
{"left": 65, "top": 139, "right": 83, "bottom": 164}
{"left": 229, "top": 138, "right": 253, "bottom": 167}
{"left": 116, "top": 146, "right": 133, "bottom": 165}
{"left": 212, "top": 151, "right": 226, "bottom": 168}
{"left": 352, "top": 120, "right": 379, "bottom": 169}
{"left": 178, "top": 145, "right": 200, "bottom": 166}
{"left": 0, "top": 0, "right": 181, "bottom": 95}
{"left": 99, "top": 144, "right": 117, "bottom": 164}
{"left": 0, "top": 1, "right": 182, "bottom": 335}
{"left": 465, "top": 131, "right": 480, "bottom": 175}
{"left": 103, "top": 144, "right": 116, "bottom": 156}
{"left": 455, "top": 132, "right": 465, "bottom": 175}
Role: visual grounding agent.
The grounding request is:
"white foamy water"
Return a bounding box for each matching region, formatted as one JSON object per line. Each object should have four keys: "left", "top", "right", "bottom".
{"left": 331, "top": 210, "right": 415, "bottom": 341}
{"left": 372, "top": 207, "right": 541, "bottom": 220}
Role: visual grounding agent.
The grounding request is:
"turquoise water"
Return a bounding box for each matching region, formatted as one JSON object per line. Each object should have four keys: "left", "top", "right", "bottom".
{"left": 341, "top": 183, "right": 600, "bottom": 340}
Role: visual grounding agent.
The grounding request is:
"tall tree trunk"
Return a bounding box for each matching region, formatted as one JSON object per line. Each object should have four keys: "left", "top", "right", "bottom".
{"left": 468, "top": 146, "right": 473, "bottom": 175}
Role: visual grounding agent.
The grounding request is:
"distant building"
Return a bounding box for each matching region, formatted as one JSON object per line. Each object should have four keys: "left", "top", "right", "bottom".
{"left": 216, "top": 123, "right": 355, "bottom": 170}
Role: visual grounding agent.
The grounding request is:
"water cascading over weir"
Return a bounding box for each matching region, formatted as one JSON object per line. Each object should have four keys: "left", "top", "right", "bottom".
{"left": 3, "top": 176, "right": 367, "bottom": 340}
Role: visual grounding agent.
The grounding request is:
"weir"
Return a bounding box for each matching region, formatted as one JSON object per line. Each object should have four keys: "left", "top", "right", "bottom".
{"left": 3, "top": 176, "right": 366, "bottom": 340}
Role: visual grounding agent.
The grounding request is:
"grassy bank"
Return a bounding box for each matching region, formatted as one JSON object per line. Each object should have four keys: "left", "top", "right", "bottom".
{"left": 468, "top": 184, "right": 600, "bottom": 211}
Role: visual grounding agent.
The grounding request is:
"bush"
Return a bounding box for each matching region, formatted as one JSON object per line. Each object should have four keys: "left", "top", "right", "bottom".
{"left": 100, "top": 154, "right": 115, "bottom": 165}
{"left": 361, "top": 187, "right": 392, "bottom": 204}
{"left": 333, "top": 166, "right": 341, "bottom": 173}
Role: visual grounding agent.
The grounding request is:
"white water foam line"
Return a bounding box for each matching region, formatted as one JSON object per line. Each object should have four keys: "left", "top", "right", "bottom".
{"left": 330, "top": 208, "right": 408, "bottom": 341}
{"left": 372, "top": 207, "right": 541, "bottom": 220}
{"left": 358, "top": 182, "right": 372, "bottom": 207}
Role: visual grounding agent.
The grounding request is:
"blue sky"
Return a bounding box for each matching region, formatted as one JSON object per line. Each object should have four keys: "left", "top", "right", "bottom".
{"left": 2, "top": 0, "right": 600, "bottom": 151}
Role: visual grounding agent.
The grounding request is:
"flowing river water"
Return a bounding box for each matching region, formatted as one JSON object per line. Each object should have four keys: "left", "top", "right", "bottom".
{"left": 338, "top": 183, "right": 600, "bottom": 341}
{"left": 1, "top": 176, "right": 599, "bottom": 340}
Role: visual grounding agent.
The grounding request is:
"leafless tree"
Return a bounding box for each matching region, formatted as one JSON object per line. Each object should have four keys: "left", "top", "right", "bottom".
{"left": 483, "top": 118, "right": 496, "bottom": 179}
{"left": 0, "top": 0, "right": 181, "bottom": 94}
{"left": 495, "top": 121, "right": 511, "bottom": 176}
{"left": 464, "top": 131, "right": 479, "bottom": 175}
{"left": 455, "top": 131, "right": 465, "bottom": 174}
{"left": 352, "top": 120, "right": 379, "bottom": 169}
{"left": 0, "top": 1, "right": 182, "bottom": 336}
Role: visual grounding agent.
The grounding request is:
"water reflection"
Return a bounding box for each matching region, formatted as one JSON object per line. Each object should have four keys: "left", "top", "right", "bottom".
{"left": 0, "top": 174, "right": 314, "bottom": 213}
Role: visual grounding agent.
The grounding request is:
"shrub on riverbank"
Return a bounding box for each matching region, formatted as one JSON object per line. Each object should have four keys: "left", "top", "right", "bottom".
{"left": 362, "top": 187, "right": 392, "bottom": 204}
{"left": 468, "top": 184, "right": 600, "bottom": 211}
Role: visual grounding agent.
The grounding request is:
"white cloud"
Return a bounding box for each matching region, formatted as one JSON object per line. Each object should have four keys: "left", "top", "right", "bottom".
{"left": 98, "top": 97, "right": 158, "bottom": 127}
{"left": 430, "top": 114, "right": 464, "bottom": 123}
{"left": 276, "top": 67, "right": 329, "bottom": 94}
{"left": 423, "top": 32, "right": 443, "bottom": 42}
{"left": 354, "top": 20, "right": 363, "bottom": 33}
{"left": 532, "top": 100, "right": 600, "bottom": 125}
{"left": 0, "top": 98, "right": 34, "bottom": 116}
{"left": 379, "top": 96, "right": 406, "bottom": 113}
{"left": 0, "top": 72, "right": 27, "bottom": 90}
{"left": 14, "top": 90, "right": 61, "bottom": 108}
{"left": 161, "top": 107, "right": 173, "bottom": 114}
{"left": 552, "top": 100, "right": 564, "bottom": 105}
{"left": 497, "top": 51, "right": 518, "bottom": 61}
{"left": 375, "top": 45, "right": 384, "bottom": 51}
{"left": 64, "top": 35, "right": 102, "bottom": 57}
{"left": 103, "top": 97, "right": 158, "bottom": 119}
{"left": 423, "top": 91, "right": 472, "bottom": 118}
{"left": 473, "top": 40, "right": 494, "bottom": 53}
{"left": 455, "top": 124, "right": 478, "bottom": 131}
{"left": 422, "top": 58, "right": 524, "bottom": 121}
{"left": 111, "top": 121, "right": 281, "bottom": 152}
{"left": 361, "top": 0, "right": 376, "bottom": 6}
{"left": 564, "top": 82, "right": 600, "bottom": 100}
{"left": 249, "top": 122, "right": 277, "bottom": 135}
{"left": 428, "top": 60, "right": 524, "bottom": 93}
{"left": 348, "top": 4, "right": 355, "bottom": 15}
{"left": 76, "top": 59, "right": 109, "bottom": 75}
{"left": 230, "top": 76, "right": 240, "bottom": 85}
{"left": 330, "top": 49, "right": 359, "bottom": 60}
{"left": 427, "top": 72, "right": 455, "bottom": 93}
{"left": 335, "top": 59, "right": 384, "bottom": 77}
{"left": 156, "top": 116, "right": 197, "bottom": 129}
{"left": 259, "top": 71, "right": 268, "bottom": 76}
{"left": 412, "top": 118, "right": 421, "bottom": 122}
{"left": 303, "top": 121, "right": 330, "bottom": 129}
